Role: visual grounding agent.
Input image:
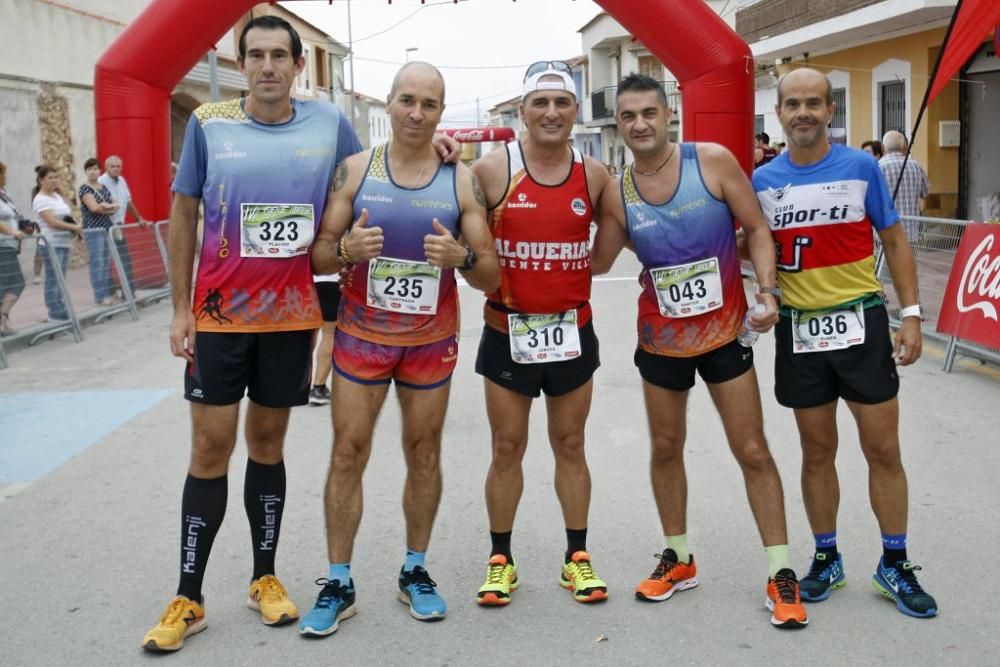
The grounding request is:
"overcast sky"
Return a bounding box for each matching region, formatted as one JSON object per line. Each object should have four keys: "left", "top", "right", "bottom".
{"left": 282, "top": 0, "right": 605, "bottom": 127}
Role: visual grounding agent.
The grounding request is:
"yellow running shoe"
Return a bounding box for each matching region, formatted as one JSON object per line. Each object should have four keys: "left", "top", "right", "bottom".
{"left": 477, "top": 554, "right": 519, "bottom": 606}
{"left": 560, "top": 551, "right": 608, "bottom": 603}
{"left": 141, "top": 596, "right": 206, "bottom": 652}
{"left": 247, "top": 574, "right": 299, "bottom": 626}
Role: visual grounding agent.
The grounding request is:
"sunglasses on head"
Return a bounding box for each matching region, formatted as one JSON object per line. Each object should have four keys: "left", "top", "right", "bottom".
{"left": 524, "top": 61, "right": 572, "bottom": 81}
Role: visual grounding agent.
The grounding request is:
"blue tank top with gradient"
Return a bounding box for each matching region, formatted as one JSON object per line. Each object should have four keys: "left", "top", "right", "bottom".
{"left": 624, "top": 143, "right": 746, "bottom": 357}
{"left": 338, "top": 143, "right": 461, "bottom": 345}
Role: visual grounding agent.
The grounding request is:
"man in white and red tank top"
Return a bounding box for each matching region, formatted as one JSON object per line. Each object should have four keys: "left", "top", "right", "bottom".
{"left": 471, "top": 61, "right": 612, "bottom": 606}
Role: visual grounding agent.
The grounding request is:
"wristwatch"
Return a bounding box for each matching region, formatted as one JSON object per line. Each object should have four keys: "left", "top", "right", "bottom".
{"left": 899, "top": 304, "right": 924, "bottom": 320}
{"left": 459, "top": 247, "right": 477, "bottom": 272}
{"left": 758, "top": 286, "right": 781, "bottom": 302}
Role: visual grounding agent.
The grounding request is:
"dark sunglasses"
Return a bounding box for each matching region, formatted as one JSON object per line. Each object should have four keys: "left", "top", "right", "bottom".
{"left": 523, "top": 61, "right": 572, "bottom": 81}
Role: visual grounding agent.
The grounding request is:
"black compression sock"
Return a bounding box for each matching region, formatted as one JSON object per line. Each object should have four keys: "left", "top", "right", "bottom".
{"left": 176, "top": 474, "right": 228, "bottom": 603}
{"left": 244, "top": 458, "right": 287, "bottom": 581}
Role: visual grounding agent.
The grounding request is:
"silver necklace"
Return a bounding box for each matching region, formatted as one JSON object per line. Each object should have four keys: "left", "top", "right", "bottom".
{"left": 634, "top": 143, "right": 677, "bottom": 176}
{"left": 389, "top": 147, "right": 430, "bottom": 188}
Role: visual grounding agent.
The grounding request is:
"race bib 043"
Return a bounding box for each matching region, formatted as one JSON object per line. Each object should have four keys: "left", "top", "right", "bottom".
{"left": 240, "top": 203, "right": 314, "bottom": 258}
{"left": 366, "top": 256, "right": 442, "bottom": 314}
{"left": 650, "top": 257, "right": 724, "bottom": 318}
{"left": 508, "top": 310, "right": 581, "bottom": 364}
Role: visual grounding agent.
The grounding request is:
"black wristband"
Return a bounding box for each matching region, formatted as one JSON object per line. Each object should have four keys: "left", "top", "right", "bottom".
{"left": 459, "top": 247, "right": 477, "bottom": 272}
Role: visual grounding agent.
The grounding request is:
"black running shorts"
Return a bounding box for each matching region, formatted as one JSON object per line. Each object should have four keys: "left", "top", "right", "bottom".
{"left": 475, "top": 320, "right": 600, "bottom": 398}
{"left": 315, "top": 281, "right": 341, "bottom": 322}
{"left": 184, "top": 330, "right": 315, "bottom": 407}
{"left": 774, "top": 305, "right": 899, "bottom": 409}
{"left": 634, "top": 337, "right": 753, "bottom": 392}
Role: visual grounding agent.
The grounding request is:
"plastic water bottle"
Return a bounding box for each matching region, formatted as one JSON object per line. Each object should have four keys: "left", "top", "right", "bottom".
{"left": 737, "top": 304, "right": 766, "bottom": 347}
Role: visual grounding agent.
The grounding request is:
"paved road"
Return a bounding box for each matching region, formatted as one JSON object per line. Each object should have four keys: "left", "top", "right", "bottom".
{"left": 2, "top": 251, "right": 998, "bottom": 666}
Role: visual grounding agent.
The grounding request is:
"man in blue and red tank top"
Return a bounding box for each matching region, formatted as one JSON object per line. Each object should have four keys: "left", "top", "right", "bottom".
{"left": 471, "top": 61, "right": 613, "bottom": 607}
{"left": 299, "top": 62, "right": 499, "bottom": 637}
{"left": 592, "top": 74, "right": 808, "bottom": 629}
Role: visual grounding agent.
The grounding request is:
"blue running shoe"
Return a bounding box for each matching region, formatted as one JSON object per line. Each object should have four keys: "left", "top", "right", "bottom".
{"left": 800, "top": 552, "right": 846, "bottom": 602}
{"left": 298, "top": 578, "right": 357, "bottom": 637}
{"left": 872, "top": 558, "right": 937, "bottom": 618}
{"left": 397, "top": 566, "right": 446, "bottom": 621}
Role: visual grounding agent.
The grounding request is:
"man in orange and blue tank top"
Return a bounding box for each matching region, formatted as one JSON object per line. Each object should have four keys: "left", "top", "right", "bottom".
{"left": 753, "top": 68, "right": 936, "bottom": 619}
{"left": 472, "top": 61, "right": 612, "bottom": 607}
{"left": 592, "top": 74, "right": 808, "bottom": 629}
{"left": 299, "top": 62, "right": 499, "bottom": 637}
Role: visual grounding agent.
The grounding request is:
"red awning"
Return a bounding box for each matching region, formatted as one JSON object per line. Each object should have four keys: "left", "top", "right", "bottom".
{"left": 928, "top": 0, "right": 1000, "bottom": 103}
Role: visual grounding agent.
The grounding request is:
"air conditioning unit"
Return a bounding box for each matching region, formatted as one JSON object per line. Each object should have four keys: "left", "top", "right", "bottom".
{"left": 939, "top": 120, "right": 960, "bottom": 148}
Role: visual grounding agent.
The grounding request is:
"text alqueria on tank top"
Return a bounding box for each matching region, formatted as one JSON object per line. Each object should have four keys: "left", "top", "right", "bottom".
{"left": 485, "top": 141, "right": 594, "bottom": 333}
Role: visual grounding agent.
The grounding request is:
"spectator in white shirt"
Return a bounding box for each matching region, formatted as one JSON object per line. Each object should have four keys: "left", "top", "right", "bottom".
{"left": 32, "top": 165, "right": 82, "bottom": 320}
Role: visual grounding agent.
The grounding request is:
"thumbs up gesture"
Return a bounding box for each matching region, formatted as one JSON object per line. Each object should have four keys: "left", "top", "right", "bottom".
{"left": 343, "top": 208, "right": 383, "bottom": 263}
{"left": 423, "top": 218, "right": 463, "bottom": 269}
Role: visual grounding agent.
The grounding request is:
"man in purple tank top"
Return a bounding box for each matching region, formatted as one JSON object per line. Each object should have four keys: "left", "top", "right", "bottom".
{"left": 300, "top": 62, "right": 499, "bottom": 637}
{"left": 592, "top": 74, "right": 807, "bottom": 629}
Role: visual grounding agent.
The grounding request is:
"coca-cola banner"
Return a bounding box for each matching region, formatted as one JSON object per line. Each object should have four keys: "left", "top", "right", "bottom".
{"left": 937, "top": 223, "right": 1000, "bottom": 349}
{"left": 441, "top": 127, "right": 516, "bottom": 143}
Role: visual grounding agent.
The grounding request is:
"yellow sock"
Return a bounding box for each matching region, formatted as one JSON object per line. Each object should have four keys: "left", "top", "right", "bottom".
{"left": 766, "top": 545, "right": 791, "bottom": 578}
{"left": 665, "top": 534, "right": 689, "bottom": 564}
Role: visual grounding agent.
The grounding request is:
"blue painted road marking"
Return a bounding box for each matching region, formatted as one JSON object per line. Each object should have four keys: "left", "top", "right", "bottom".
{"left": 0, "top": 390, "right": 174, "bottom": 482}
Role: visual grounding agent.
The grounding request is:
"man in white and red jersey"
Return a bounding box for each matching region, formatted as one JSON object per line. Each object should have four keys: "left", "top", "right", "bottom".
{"left": 753, "top": 67, "right": 937, "bottom": 619}
{"left": 471, "top": 61, "right": 612, "bottom": 606}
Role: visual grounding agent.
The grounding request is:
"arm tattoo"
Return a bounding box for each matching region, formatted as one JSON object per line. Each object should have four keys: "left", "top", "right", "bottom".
{"left": 331, "top": 163, "right": 348, "bottom": 192}
{"left": 471, "top": 173, "right": 487, "bottom": 209}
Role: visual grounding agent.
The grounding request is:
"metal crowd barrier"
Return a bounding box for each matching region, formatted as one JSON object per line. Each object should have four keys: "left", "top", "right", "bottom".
{"left": 0, "top": 235, "right": 83, "bottom": 363}
{"left": 875, "top": 214, "right": 1000, "bottom": 372}
{"left": 0, "top": 220, "right": 172, "bottom": 370}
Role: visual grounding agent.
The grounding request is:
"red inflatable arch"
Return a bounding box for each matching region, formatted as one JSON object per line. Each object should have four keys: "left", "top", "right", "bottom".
{"left": 94, "top": 0, "right": 752, "bottom": 225}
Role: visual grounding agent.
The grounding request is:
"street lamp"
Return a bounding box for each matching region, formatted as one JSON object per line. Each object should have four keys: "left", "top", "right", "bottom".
{"left": 405, "top": 47, "right": 419, "bottom": 62}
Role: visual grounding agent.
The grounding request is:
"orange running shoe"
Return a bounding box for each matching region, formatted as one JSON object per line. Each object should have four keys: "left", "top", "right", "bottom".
{"left": 635, "top": 548, "right": 698, "bottom": 602}
{"left": 766, "top": 568, "right": 809, "bottom": 629}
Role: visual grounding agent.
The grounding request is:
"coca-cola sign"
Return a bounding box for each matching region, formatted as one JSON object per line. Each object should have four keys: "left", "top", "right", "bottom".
{"left": 937, "top": 224, "right": 1000, "bottom": 349}
{"left": 957, "top": 234, "right": 1000, "bottom": 320}
{"left": 442, "top": 127, "right": 515, "bottom": 143}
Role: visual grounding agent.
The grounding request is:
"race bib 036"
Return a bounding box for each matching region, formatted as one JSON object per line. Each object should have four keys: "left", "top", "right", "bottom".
{"left": 792, "top": 303, "right": 866, "bottom": 353}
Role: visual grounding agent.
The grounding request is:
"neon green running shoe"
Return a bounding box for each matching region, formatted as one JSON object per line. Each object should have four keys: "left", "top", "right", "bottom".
{"left": 477, "top": 554, "right": 519, "bottom": 606}
{"left": 560, "top": 551, "right": 608, "bottom": 603}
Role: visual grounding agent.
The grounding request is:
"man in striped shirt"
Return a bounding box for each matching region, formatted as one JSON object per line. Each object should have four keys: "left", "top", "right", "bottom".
{"left": 878, "top": 130, "right": 930, "bottom": 243}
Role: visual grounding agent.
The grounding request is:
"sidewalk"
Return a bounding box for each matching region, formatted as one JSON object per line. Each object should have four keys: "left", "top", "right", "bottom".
{"left": 1, "top": 255, "right": 997, "bottom": 665}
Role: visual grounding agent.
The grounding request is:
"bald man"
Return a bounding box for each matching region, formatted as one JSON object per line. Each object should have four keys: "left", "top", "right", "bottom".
{"left": 753, "top": 67, "right": 937, "bottom": 619}
{"left": 299, "top": 62, "right": 500, "bottom": 637}
{"left": 878, "top": 130, "right": 930, "bottom": 243}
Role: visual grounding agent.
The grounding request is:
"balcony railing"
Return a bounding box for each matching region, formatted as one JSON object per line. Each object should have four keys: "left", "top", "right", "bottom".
{"left": 590, "top": 80, "right": 680, "bottom": 122}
